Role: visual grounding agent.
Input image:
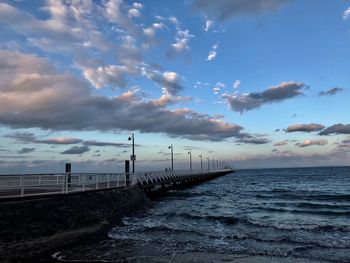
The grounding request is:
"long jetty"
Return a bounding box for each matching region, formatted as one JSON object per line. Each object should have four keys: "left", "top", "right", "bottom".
{"left": 0, "top": 168, "right": 234, "bottom": 200}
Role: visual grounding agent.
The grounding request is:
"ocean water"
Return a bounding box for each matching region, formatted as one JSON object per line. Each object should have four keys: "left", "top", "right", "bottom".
{"left": 58, "top": 167, "right": 350, "bottom": 262}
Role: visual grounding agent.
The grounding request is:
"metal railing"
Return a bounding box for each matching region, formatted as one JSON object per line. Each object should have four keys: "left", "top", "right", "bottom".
{"left": 0, "top": 172, "right": 138, "bottom": 199}
{"left": 0, "top": 169, "right": 227, "bottom": 199}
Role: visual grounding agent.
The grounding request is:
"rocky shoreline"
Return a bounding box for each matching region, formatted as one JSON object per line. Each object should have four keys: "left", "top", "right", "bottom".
{"left": 0, "top": 186, "right": 151, "bottom": 262}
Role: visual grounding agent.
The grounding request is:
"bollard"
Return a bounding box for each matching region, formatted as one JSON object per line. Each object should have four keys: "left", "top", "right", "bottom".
{"left": 125, "top": 160, "right": 130, "bottom": 186}
{"left": 65, "top": 163, "right": 71, "bottom": 192}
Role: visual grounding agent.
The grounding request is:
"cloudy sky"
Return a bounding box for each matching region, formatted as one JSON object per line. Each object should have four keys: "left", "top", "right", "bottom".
{"left": 0, "top": 0, "right": 349, "bottom": 173}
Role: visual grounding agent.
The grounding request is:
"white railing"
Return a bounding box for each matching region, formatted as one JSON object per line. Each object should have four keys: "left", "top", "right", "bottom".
{"left": 0, "top": 169, "right": 228, "bottom": 199}
{"left": 0, "top": 172, "right": 138, "bottom": 199}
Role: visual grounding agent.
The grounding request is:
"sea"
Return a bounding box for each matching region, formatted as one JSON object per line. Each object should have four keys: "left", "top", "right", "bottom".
{"left": 55, "top": 167, "right": 350, "bottom": 262}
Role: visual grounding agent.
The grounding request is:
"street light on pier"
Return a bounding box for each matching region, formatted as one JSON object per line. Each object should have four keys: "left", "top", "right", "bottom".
{"left": 187, "top": 149, "right": 192, "bottom": 170}
{"left": 128, "top": 133, "right": 135, "bottom": 173}
{"left": 199, "top": 155, "right": 203, "bottom": 171}
{"left": 206, "top": 157, "right": 210, "bottom": 172}
{"left": 168, "top": 144, "right": 174, "bottom": 170}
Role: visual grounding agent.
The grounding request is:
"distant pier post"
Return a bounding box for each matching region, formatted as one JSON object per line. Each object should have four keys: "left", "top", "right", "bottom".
{"left": 125, "top": 160, "right": 130, "bottom": 186}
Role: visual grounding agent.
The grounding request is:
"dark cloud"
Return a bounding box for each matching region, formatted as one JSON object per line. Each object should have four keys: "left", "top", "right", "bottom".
{"left": 233, "top": 132, "right": 271, "bottom": 145}
{"left": 18, "top": 147, "right": 35, "bottom": 154}
{"left": 0, "top": 51, "right": 243, "bottom": 142}
{"left": 236, "top": 137, "right": 270, "bottom": 145}
{"left": 319, "top": 124, "right": 350, "bottom": 135}
{"left": 286, "top": 123, "right": 325, "bottom": 133}
{"left": 194, "top": 0, "right": 289, "bottom": 21}
{"left": 82, "top": 141, "right": 132, "bottom": 147}
{"left": 296, "top": 139, "right": 328, "bottom": 147}
{"left": 319, "top": 87, "right": 344, "bottom": 96}
{"left": 6, "top": 132, "right": 83, "bottom": 145}
{"left": 61, "top": 146, "right": 90, "bottom": 155}
{"left": 222, "top": 82, "right": 306, "bottom": 113}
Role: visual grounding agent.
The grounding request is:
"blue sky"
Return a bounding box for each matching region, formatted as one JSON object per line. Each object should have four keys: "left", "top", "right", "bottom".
{"left": 0, "top": 0, "right": 349, "bottom": 173}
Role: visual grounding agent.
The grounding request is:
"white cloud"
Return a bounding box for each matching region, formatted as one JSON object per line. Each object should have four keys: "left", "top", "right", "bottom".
{"left": 213, "top": 87, "right": 221, "bottom": 94}
{"left": 343, "top": 6, "right": 350, "bottom": 19}
{"left": 233, "top": 80, "right": 241, "bottom": 89}
{"left": 206, "top": 43, "right": 219, "bottom": 61}
{"left": 172, "top": 29, "right": 194, "bottom": 53}
{"left": 204, "top": 19, "right": 213, "bottom": 31}
{"left": 207, "top": 50, "right": 217, "bottom": 61}
{"left": 128, "top": 8, "right": 140, "bottom": 18}
{"left": 133, "top": 3, "right": 143, "bottom": 9}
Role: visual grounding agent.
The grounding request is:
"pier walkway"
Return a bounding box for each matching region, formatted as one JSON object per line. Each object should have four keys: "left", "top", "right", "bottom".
{"left": 0, "top": 169, "right": 234, "bottom": 200}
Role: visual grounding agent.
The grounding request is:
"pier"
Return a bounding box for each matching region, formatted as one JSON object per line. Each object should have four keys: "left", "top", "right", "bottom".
{"left": 0, "top": 168, "right": 234, "bottom": 200}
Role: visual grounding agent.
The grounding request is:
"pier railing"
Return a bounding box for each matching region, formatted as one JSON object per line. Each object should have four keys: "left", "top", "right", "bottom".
{"left": 0, "top": 169, "right": 226, "bottom": 199}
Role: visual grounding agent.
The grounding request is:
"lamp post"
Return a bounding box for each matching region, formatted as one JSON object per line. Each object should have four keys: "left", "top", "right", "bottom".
{"left": 187, "top": 150, "right": 192, "bottom": 170}
{"left": 206, "top": 157, "right": 210, "bottom": 172}
{"left": 199, "top": 155, "right": 203, "bottom": 171}
{"left": 128, "top": 133, "right": 135, "bottom": 173}
{"left": 212, "top": 159, "right": 215, "bottom": 171}
{"left": 216, "top": 160, "right": 219, "bottom": 170}
{"left": 168, "top": 144, "right": 174, "bottom": 170}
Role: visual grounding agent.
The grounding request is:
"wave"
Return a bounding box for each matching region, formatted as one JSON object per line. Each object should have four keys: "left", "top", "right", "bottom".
{"left": 165, "top": 212, "right": 240, "bottom": 225}
{"left": 256, "top": 193, "right": 350, "bottom": 202}
{"left": 243, "top": 218, "right": 350, "bottom": 232}
{"left": 255, "top": 206, "right": 350, "bottom": 216}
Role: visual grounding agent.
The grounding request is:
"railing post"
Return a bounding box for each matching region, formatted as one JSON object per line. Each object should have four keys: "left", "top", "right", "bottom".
{"left": 38, "top": 175, "right": 42, "bottom": 185}
{"left": 65, "top": 172, "right": 68, "bottom": 193}
{"left": 20, "top": 175, "right": 24, "bottom": 197}
{"left": 125, "top": 160, "right": 130, "bottom": 186}
{"left": 82, "top": 175, "right": 85, "bottom": 192}
{"left": 62, "top": 174, "right": 65, "bottom": 193}
{"left": 107, "top": 174, "right": 110, "bottom": 188}
{"left": 96, "top": 174, "right": 99, "bottom": 190}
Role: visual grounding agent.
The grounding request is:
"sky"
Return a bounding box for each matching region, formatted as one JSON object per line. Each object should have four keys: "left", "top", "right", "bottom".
{"left": 0, "top": 0, "right": 349, "bottom": 173}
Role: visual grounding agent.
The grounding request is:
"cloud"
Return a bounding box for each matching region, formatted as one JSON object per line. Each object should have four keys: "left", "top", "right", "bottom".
{"left": 235, "top": 133, "right": 270, "bottom": 144}
{"left": 0, "top": 50, "right": 244, "bottom": 142}
{"left": 222, "top": 82, "right": 306, "bottom": 113}
{"left": 318, "top": 87, "right": 344, "bottom": 96}
{"left": 193, "top": 0, "right": 289, "bottom": 21}
{"left": 206, "top": 43, "right": 219, "bottom": 61}
{"left": 171, "top": 29, "right": 194, "bottom": 54}
{"left": 61, "top": 146, "right": 90, "bottom": 154}
{"left": 6, "top": 132, "right": 83, "bottom": 145}
{"left": 207, "top": 50, "right": 217, "bottom": 61}
{"left": 236, "top": 137, "right": 270, "bottom": 144}
{"left": 319, "top": 124, "right": 350, "bottom": 135}
{"left": 204, "top": 19, "right": 214, "bottom": 31}
{"left": 142, "top": 67, "right": 184, "bottom": 95}
{"left": 343, "top": 6, "right": 350, "bottom": 19}
{"left": 128, "top": 8, "right": 141, "bottom": 18}
{"left": 18, "top": 148, "right": 35, "bottom": 154}
{"left": 82, "top": 141, "right": 131, "bottom": 147}
{"left": 233, "top": 80, "right": 241, "bottom": 89}
{"left": 274, "top": 141, "right": 287, "bottom": 146}
{"left": 286, "top": 123, "right": 325, "bottom": 133}
{"left": 297, "top": 139, "right": 328, "bottom": 147}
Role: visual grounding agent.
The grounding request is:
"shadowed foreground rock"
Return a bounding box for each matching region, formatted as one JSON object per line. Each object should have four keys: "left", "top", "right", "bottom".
{"left": 0, "top": 186, "right": 150, "bottom": 262}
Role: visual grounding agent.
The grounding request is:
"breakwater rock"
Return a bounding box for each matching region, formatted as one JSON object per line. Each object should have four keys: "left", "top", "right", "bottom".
{"left": 0, "top": 186, "right": 150, "bottom": 262}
